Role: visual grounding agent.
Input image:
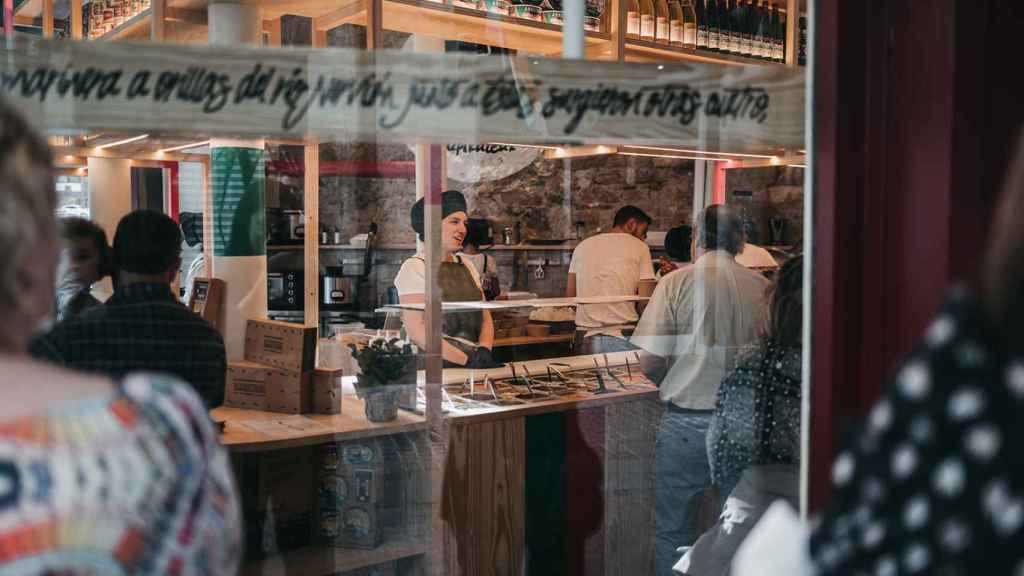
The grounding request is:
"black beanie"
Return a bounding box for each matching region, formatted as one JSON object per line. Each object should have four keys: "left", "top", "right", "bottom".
{"left": 410, "top": 190, "right": 468, "bottom": 238}
{"left": 112, "top": 210, "right": 183, "bottom": 274}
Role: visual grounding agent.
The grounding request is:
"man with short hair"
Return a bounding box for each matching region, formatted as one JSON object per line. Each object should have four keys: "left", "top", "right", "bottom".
{"left": 567, "top": 205, "right": 656, "bottom": 355}
{"left": 31, "top": 210, "right": 227, "bottom": 408}
{"left": 630, "top": 205, "right": 771, "bottom": 576}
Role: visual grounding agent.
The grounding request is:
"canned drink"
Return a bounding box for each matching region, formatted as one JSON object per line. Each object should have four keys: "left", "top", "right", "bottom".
{"left": 319, "top": 510, "right": 339, "bottom": 539}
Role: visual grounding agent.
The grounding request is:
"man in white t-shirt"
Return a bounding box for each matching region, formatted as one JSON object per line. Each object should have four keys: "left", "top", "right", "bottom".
{"left": 630, "top": 205, "right": 770, "bottom": 576}
{"left": 735, "top": 241, "right": 779, "bottom": 270}
{"left": 567, "top": 205, "right": 656, "bottom": 355}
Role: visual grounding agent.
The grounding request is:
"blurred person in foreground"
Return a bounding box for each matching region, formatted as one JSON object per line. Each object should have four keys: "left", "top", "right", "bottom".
{"left": 735, "top": 136, "right": 1024, "bottom": 575}
{"left": 31, "top": 210, "right": 228, "bottom": 408}
{"left": 54, "top": 217, "right": 113, "bottom": 322}
{"left": 675, "top": 256, "right": 803, "bottom": 575}
{"left": 631, "top": 204, "right": 771, "bottom": 576}
{"left": 0, "top": 98, "right": 240, "bottom": 573}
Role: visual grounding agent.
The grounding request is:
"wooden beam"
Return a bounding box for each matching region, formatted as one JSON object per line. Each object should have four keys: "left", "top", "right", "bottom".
{"left": 303, "top": 143, "right": 320, "bottom": 327}
{"left": 165, "top": 7, "right": 207, "bottom": 26}
{"left": 41, "top": 0, "right": 52, "bottom": 38}
{"left": 313, "top": 0, "right": 364, "bottom": 31}
{"left": 151, "top": 0, "right": 165, "bottom": 41}
{"left": 366, "top": 0, "right": 382, "bottom": 49}
{"left": 51, "top": 145, "right": 207, "bottom": 163}
{"left": 70, "top": 0, "right": 82, "bottom": 39}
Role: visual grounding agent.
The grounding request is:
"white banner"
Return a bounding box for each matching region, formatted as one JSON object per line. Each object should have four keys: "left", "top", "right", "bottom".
{"left": 0, "top": 37, "right": 805, "bottom": 152}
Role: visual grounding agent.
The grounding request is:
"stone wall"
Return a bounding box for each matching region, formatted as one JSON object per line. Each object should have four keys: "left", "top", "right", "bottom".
{"left": 725, "top": 166, "right": 805, "bottom": 248}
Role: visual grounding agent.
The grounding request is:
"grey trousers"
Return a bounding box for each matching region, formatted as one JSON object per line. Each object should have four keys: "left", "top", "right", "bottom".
{"left": 674, "top": 465, "right": 801, "bottom": 576}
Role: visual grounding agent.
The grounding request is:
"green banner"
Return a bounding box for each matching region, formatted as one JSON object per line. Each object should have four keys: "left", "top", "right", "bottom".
{"left": 212, "top": 146, "right": 266, "bottom": 257}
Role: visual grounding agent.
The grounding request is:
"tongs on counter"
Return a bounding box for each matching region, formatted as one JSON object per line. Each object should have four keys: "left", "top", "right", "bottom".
{"left": 603, "top": 353, "right": 629, "bottom": 390}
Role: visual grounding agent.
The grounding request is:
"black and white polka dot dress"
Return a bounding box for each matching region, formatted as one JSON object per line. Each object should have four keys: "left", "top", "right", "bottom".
{"left": 810, "top": 288, "right": 1024, "bottom": 575}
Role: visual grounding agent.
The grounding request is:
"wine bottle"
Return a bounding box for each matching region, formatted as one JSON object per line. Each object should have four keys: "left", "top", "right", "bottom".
{"left": 707, "top": 0, "right": 719, "bottom": 51}
{"left": 798, "top": 13, "right": 807, "bottom": 66}
{"left": 640, "top": 0, "right": 656, "bottom": 41}
{"left": 777, "top": 4, "right": 787, "bottom": 62}
{"left": 695, "top": 0, "right": 708, "bottom": 50}
{"left": 669, "top": 0, "right": 684, "bottom": 47}
{"left": 737, "top": 0, "right": 749, "bottom": 56}
{"left": 626, "top": 0, "right": 640, "bottom": 39}
{"left": 770, "top": 2, "right": 781, "bottom": 61}
{"left": 755, "top": 0, "right": 767, "bottom": 58}
{"left": 717, "top": 0, "right": 729, "bottom": 53}
{"left": 737, "top": 0, "right": 745, "bottom": 54}
{"left": 656, "top": 0, "right": 671, "bottom": 44}
{"left": 681, "top": 0, "right": 697, "bottom": 47}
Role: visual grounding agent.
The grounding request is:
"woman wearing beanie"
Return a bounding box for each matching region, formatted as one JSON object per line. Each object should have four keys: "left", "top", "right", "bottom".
{"left": 394, "top": 190, "right": 501, "bottom": 368}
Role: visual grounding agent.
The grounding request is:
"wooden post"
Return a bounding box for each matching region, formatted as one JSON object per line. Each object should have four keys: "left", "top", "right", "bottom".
{"left": 313, "top": 28, "right": 326, "bottom": 48}
{"left": 3, "top": 0, "right": 13, "bottom": 37}
{"left": 608, "top": 0, "right": 625, "bottom": 61}
{"left": 151, "top": 0, "right": 165, "bottom": 40}
{"left": 366, "top": 0, "right": 382, "bottom": 49}
{"left": 785, "top": 0, "right": 797, "bottom": 66}
{"left": 70, "top": 0, "right": 82, "bottom": 39}
{"left": 202, "top": 158, "right": 213, "bottom": 279}
{"left": 303, "top": 143, "right": 320, "bottom": 328}
{"left": 42, "top": 0, "right": 53, "bottom": 38}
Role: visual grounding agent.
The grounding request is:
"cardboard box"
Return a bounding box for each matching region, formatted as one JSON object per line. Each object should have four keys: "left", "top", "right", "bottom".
{"left": 225, "top": 360, "right": 311, "bottom": 414}
{"left": 312, "top": 367, "right": 344, "bottom": 415}
{"left": 245, "top": 318, "right": 317, "bottom": 372}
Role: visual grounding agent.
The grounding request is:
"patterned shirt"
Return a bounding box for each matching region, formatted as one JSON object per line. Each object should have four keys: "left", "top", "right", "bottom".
{"left": 810, "top": 288, "right": 1024, "bottom": 575}
{"left": 708, "top": 339, "right": 802, "bottom": 492}
{"left": 0, "top": 373, "right": 241, "bottom": 574}
{"left": 30, "top": 283, "right": 226, "bottom": 408}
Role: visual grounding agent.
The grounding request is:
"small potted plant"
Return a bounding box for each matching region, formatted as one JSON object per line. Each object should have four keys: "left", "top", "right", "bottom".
{"left": 349, "top": 337, "right": 417, "bottom": 422}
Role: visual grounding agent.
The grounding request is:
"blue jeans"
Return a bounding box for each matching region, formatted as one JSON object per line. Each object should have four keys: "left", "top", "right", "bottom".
{"left": 655, "top": 409, "right": 715, "bottom": 576}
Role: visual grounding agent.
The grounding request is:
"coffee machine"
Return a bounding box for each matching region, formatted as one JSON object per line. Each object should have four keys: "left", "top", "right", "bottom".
{"left": 322, "top": 267, "right": 355, "bottom": 309}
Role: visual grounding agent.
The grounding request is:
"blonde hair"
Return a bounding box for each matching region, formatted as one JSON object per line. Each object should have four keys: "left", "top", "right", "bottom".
{"left": 0, "top": 98, "right": 56, "bottom": 349}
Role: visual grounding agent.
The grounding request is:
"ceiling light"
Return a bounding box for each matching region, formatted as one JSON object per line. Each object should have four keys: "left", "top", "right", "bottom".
{"left": 620, "top": 145, "right": 776, "bottom": 159}
{"left": 157, "top": 140, "right": 210, "bottom": 154}
{"left": 788, "top": 164, "right": 806, "bottom": 168}
{"left": 95, "top": 134, "right": 149, "bottom": 151}
{"left": 618, "top": 152, "right": 733, "bottom": 162}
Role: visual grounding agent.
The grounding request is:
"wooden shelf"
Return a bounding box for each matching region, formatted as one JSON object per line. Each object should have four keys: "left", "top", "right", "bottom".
{"left": 383, "top": 0, "right": 610, "bottom": 56}
{"left": 492, "top": 333, "right": 572, "bottom": 348}
{"left": 624, "top": 38, "right": 792, "bottom": 67}
{"left": 95, "top": 8, "right": 152, "bottom": 41}
{"left": 242, "top": 537, "right": 426, "bottom": 576}
{"left": 212, "top": 397, "right": 427, "bottom": 453}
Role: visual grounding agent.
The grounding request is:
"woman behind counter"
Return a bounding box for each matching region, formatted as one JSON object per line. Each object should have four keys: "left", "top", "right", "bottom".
{"left": 394, "top": 190, "right": 501, "bottom": 368}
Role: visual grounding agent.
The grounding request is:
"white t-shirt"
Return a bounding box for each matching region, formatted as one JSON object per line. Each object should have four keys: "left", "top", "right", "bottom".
{"left": 394, "top": 255, "right": 483, "bottom": 297}
{"left": 630, "top": 250, "right": 770, "bottom": 409}
{"left": 568, "top": 232, "right": 655, "bottom": 328}
{"left": 735, "top": 243, "right": 779, "bottom": 269}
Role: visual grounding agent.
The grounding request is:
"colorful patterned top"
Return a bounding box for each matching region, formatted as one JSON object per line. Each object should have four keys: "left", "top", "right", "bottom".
{"left": 0, "top": 373, "right": 241, "bottom": 575}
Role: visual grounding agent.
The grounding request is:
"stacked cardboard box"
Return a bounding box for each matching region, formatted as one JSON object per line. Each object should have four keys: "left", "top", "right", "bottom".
{"left": 224, "top": 319, "right": 318, "bottom": 414}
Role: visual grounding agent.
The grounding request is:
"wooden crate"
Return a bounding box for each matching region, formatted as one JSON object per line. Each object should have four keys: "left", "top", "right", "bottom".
{"left": 225, "top": 360, "right": 311, "bottom": 414}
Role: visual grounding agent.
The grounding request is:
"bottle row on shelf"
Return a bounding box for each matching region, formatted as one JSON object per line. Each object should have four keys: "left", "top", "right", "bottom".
{"left": 86, "top": 0, "right": 151, "bottom": 39}
{"left": 423, "top": 0, "right": 605, "bottom": 31}
{"left": 626, "top": 0, "right": 787, "bottom": 63}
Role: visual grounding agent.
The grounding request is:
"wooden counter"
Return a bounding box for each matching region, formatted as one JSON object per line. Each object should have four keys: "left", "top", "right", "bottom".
{"left": 211, "top": 399, "right": 427, "bottom": 453}
{"left": 218, "top": 352, "right": 662, "bottom": 575}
